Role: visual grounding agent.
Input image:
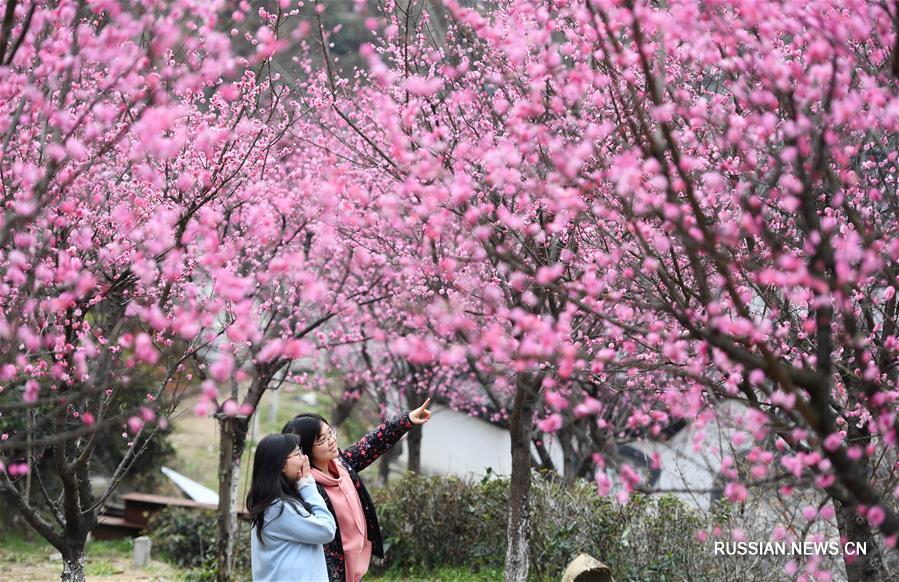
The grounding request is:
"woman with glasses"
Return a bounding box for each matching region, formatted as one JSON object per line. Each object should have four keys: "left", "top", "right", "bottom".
{"left": 246, "top": 433, "right": 337, "bottom": 581}
{"left": 282, "top": 399, "right": 432, "bottom": 582}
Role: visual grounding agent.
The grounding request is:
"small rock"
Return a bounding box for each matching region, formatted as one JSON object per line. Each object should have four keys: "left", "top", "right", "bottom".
{"left": 133, "top": 536, "right": 152, "bottom": 568}
{"left": 561, "top": 553, "right": 613, "bottom": 582}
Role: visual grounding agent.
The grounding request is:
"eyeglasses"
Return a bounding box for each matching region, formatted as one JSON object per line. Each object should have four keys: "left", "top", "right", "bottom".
{"left": 313, "top": 427, "right": 337, "bottom": 447}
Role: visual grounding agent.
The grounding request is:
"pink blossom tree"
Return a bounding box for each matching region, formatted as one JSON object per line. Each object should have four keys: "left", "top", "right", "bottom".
{"left": 304, "top": 0, "right": 899, "bottom": 580}
{"left": 196, "top": 167, "right": 397, "bottom": 580}
{"left": 0, "top": 1, "right": 304, "bottom": 580}
{"left": 8, "top": 1, "right": 898, "bottom": 581}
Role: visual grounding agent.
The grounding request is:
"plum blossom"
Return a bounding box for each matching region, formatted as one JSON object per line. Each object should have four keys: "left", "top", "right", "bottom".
{"left": 536, "top": 413, "right": 564, "bottom": 433}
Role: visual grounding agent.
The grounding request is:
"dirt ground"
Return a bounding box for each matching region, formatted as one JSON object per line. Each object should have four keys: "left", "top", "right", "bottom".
{"left": 0, "top": 543, "right": 180, "bottom": 581}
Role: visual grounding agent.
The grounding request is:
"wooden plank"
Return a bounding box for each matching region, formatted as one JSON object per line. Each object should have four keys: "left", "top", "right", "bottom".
{"left": 120, "top": 492, "right": 217, "bottom": 510}
{"left": 97, "top": 515, "right": 143, "bottom": 529}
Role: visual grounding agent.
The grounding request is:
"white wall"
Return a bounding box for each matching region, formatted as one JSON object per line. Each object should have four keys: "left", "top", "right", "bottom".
{"left": 398, "top": 404, "right": 564, "bottom": 478}
{"left": 630, "top": 427, "right": 721, "bottom": 510}
{"left": 398, "top": 404, "right": 737, "bottom": 512}
{"left": 629, "top": 401, "right": 748, "bottom": 510}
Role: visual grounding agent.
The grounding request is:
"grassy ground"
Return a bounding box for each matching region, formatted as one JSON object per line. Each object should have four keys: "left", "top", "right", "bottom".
{"left": 0, "top": 535, "right": 179, "bottom": 581}
{"left": 368, "top": 566, "right": 504, "bottom": 581}
{"left": 0, "top": 533, "right": 503, "bottom": 582}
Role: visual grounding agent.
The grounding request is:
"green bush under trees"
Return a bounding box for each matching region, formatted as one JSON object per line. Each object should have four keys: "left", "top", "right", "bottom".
{"left": 371, "top": 471, "right": 707, "bottom": 581}
{"left": 146, "top": 473, "right": 795, "bottom": 581}
{"left": 148, "top": 507, "right": 250, "bottom": 580}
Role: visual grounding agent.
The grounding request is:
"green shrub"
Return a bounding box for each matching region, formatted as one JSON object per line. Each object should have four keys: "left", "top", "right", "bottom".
{"left": 372, "top": 471, "right": 708, "bottom": 581}
{"left": 374, "top": 474, "right": 507, "bottom": 572}
{"left": 147, "top": 507, "right": 251, "bottom": 579}
{"left": 527, "top": 476, "right": 626, "bottom": 577}
{"left": 148, "top": 507, "right": 217, "bottom": 569}
{"left": 368, "top": 565, "right": 504, "bottom": 581}
{"left": 146, "top": 475, "right": 736, "bottom": 581}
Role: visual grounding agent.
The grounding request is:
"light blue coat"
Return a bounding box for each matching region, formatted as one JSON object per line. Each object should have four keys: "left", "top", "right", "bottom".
{"left": 250, "top": 480, "right": 337, "bottom": 582}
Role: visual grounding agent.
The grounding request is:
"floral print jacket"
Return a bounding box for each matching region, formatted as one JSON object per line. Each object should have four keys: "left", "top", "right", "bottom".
{"left": 316, "top": 412, "right": 413, "bottom": 582}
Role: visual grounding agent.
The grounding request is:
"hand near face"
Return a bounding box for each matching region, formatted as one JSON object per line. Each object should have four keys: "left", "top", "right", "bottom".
{"left": 282, "top": 448, "right": 310, "bottom": 482}
{"left": 409, "top": 397, "right": 432, "bottom": 425}
{"left": 298, "top": 453, "right": 311, "bottom": 480}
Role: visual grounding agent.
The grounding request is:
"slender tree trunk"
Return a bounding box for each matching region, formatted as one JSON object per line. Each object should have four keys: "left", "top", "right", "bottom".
{"left": 378, "top": 441, "right": 402, "bottom": 487}
{"left": 831, "top": 425, "right": 886, "bottom": 582}
{"left": 331, "top": 386, "right": 361, "bottom": 428}
{"left": 57, "top": 439, "right": 93, "bottom": 582}
{"left": 533, "top": 436, "right": 558, "bottom": 477}
{"left": 214, "top": 372, "right": 271, "bottom": 581}
{"left": 835, "top": 497, "right": 885, "bottom": 581}
{"left": 61, "top": 551, "right": 85, "bottom": 582}
{"left": 504, "top": 375, "right": 539, "bottom": 582}
{"left": 405, "top": 385, "right": 425, "bottom": 474}
{"left": 61, "top": 536, "right": 88, "bottom": 582}
{"left": 406, "top": 424, "right": 422, "bottom": 474}
{"left": 216, "top": 416, "right": 249, "bottom": 582}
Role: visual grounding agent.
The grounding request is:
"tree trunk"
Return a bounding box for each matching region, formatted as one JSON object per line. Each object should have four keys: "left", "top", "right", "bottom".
{"left": 61, "top": 549, "right": 86, "bottom": 582}
{"left": 331, "top": 386, "right": 361, "bottom": 428}
{"left": 533, "top": 435, "right": 557, "bottom": 477}
{"left": 831, "top": 425, "right": 886, "bottom": 582}
{"left": 378, "top": 440, "right": 402, "bottom": 487}
{"left": 406, "top": 424, "right": 422, "bottom": 473}
{"left": 216, "top": 416, "right": 249, "bottom": 582}
{"left": 835, "top": 498, "right": 885, "bottom": 582}
{"left": 405, "top": 385, "right": 425, "bottom": 474}
{"left": 504, "top": 375, "right": 539, "bottom": 582}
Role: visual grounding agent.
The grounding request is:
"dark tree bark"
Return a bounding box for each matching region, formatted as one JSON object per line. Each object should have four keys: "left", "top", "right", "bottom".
{"left": 504, "top": 374, "right": 539, "bottom": 582}
{"left": 405, "top": 386, "right": 426, "bottom": 474}
{"left": 832, "top": 425, "right": 886, "bottom": 582}
{"left": 0, "top": 365, "right": 162, "bottom": 582}
{"left": 331, "top": 385, "right": 361, "bottom": 428}
{"left": 835, "top": 498, "right": 885, "bottom": 582}
{"left": 405, "top": 424, "right": 422, "bottom": 474}
{"left": 378, "top": 440, "right": 402, "bottom": 487}
{"left": 61, "top": 541, "right": 87, "bottom": 582}
{"left": 215, "top": 415, "right": 249, "bottom": 582}
{"left": 532, "top": 435, "right": 557, "bottom": 476}
{"left": 215, "top": 371, "right": 272, "bottom": 582}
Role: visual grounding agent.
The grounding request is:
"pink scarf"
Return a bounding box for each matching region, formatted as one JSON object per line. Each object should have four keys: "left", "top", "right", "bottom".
{"left": 312, "top": 460, "right": 372, "bottom": 582}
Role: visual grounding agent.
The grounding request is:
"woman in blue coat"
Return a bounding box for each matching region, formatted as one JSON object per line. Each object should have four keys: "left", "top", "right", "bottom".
{"left": 282, "top": 399, "right": 431, "bottom": 581}
{"left": 246, "top": 433, "right": 337, "bottom": 581}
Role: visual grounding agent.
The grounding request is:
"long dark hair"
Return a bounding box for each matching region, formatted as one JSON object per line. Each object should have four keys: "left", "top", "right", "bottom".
{"left": 246, "top": 433, "right": 311, "bottom": 545}
{"left": 281, "top": 413, "right": 329, "bottom": 459}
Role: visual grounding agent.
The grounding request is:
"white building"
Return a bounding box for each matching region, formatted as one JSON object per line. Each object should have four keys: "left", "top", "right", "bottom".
{"left": 395, "top": 403, "right": 565, "bottom": 478}
{"left": 395, "top": 402, "right": 732, "bottom": 511}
